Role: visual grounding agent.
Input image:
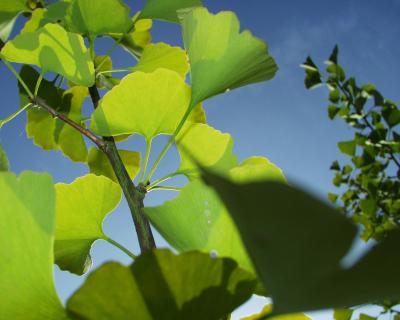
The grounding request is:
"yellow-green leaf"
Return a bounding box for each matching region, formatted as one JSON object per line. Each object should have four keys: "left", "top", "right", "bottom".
{"left": 0, "top": 171, "right": 68, "bottom": 319}
{"left": 130, "top": 42, "right": 189, "bottom": 78}
{"left": 66, "top": 0, "right": 132, "bottom": 36}
{"left": 1, "top": 23, "right": 95, "bottom": 86}
{"left": 0, "top": 0, "right": 29, "bottom": 41}
{"left": 88, "top": 148, "right": 141, "bottom": 183}
{"left": 90, "top": 69, "right": 191, "bottom": 141}
{"left": 139, "top": 0, "right": 203, "bottom": 23}
{"left": 67, "top": 249, "right": 256, "bottom": 320}
{"left": 180, "top": 8, "right": 278, "bottom": 108}
{"left": 55, "top": 174, "right": 122, "bottom": 275}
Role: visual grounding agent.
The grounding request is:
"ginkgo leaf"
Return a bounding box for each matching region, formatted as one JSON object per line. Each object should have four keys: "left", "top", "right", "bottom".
{"left": 21, "top": 2, "right": 70, "bottom": 34}
{"left": 145, "top": 157, "right": 284, "bottom": 273}
{"left": 176, "top": 122, "right": 237, "bottom": 178}
{"left": 241, "top": 305, "right": 311, "bottom": 320}
{"left": 66, "top": 0, "right": 132, "bottom": 36}
{"left": 19, "top": 66, "right": 88, "bottom": 162}
{"left": 130, "top": 43, "right": 189, "bottom": 78}
{"left": 0, "top": 0, "right": 29, "bottom": 42}
{"left": 67, "top": 249, "right": 256, "bottom": 320}
{"left": 0, "top": 171, "right": 68, "bottom": 319}
{"left": 90, "top": 69, "right": 190, "bottom": 141}
{"left": 139, "top": 0, "right": 203, "bottom": 23}
{"left": 180, "top": 7, "right": 278, "bottom": 108}
{"left": 88, "top": 148, "right": 141, "bottom": 183}
{"left": 0, "top": 143, "right": 9, "bottom": 171}
{"left": 1, "top": 23, "right": 94, "bottom": 86}
{"left": 55, "top": 174, "right": 122, "bottom": 275}
{"left": 203, "top": 171, "right": 400, "bottom": 315}
{"left": 230, "top": 157, "right": 286, "bottom": 183}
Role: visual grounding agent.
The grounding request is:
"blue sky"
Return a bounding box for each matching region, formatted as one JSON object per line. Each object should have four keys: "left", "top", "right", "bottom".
{"left": 1, "top": 0, "right": 399, "bottom": 318}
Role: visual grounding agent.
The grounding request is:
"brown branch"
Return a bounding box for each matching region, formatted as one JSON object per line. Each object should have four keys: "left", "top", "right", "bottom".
{"left": 30, "top": 96, "right": 106, "bottom": 151}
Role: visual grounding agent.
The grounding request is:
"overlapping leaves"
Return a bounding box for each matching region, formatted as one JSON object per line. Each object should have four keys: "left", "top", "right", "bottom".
{"left": 67, "top": 249, "right": 256, "bottom": 320}
{"left": 203, "top": 170, "right": 400, "bottom": 315}
{"left": 139, "top": 0, "right": 203, "bottom": 23}
{"left": 0, "top": 0, "right": 30, "bottom": 42}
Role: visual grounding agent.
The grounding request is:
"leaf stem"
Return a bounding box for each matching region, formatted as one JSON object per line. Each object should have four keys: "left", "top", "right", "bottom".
{"left": 97, "top": 68, "right": 131, "bottom": 75}
{"left": 140, "top": 138, "right": 152, "bottom": 182}
{"left": 146, "top": 171, "right": 188, "bottom": 190}
{"left": 105, "top": 236, "right": 137, "bottom": 260}
{"left": 145, "top": 108, "right": 193, "bottom": 182}
{"left": 0, "top": 55, "right": 34, "bottom": 99}
{"left": 0, "top": 103, "right": 32, "bottom": 128}
{"left": 147, "top": 185, "right": 182, "bottom": 192}
{"left": 34, "top": 71, "right": 44, "bottom": 96}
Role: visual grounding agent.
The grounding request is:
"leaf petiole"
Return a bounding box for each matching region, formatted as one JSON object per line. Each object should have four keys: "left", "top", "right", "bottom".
{"left": 140, "top": 138, "right": 153, "bottom": 183}
{"left": 0, "top": 102, "right": 32, "bottom": 128}
{"left": 34, "top": 71, "right": 44, "bottom": 96}
{"left": 104, "top": 236, "right": 137, "bottom": 260}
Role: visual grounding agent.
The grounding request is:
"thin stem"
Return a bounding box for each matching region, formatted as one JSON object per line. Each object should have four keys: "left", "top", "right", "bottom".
{"left": 140, "top": 139, "right": 152, "bottom": 182}
{"left": 147, "top": 185, "right": 182, "bottom": 192}
{"left": 0, "top": 55, "right": 34, "bottom": 99}
{"left": 57, "top": 76, "right": 64, "bottom": 90}
{"left": 145, "top": 108, "right": 193, "bottom": 182}
{"left": 31, "top": 96, "right": 106, "bottom": 150}
{"left": 147, "top": 171, "right": 188, "bottom": 190}
{"left": 89, "top": 36, "right": 95, "bottom": 61}
{"left": 97, "top": 68, "right": 131, "bottom": 75}
{"left": 0, "top": 103, "right": 32, "bottom": 128}
{"left": 34, "top": 71, "right": 44, "bottom": 96}
{"left": 105, "top": 236, "right": 137, "bottom": 260}
{"left": 88, "top": 85, "right": 156, "bottom": 252}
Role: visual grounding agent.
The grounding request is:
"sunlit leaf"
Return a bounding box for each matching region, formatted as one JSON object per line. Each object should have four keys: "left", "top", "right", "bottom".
{"left": 130, "top": 43, "right": 189, "bottom": 78}
{"left": 1, "top": 23, "right": 94, "bottom": 86}
{"left": 0, "top": 143, "right": 9, "bottom": 171}
{"left": 0, "top": 0, "right": 29, "bottom": 42}
{"left": 180, "top": 7, "right": 277, "bottom": 108}
{"left": 203, "top": 171, "right": 400, "bottom": 315}
{"left": 140, "top": 0, "right": 203, "bottom": 23}
{"left": 334, "top": 308, "right": 354, "bottom": 320}
{"left": 0, "top": 171, "right": 68, "bottom": 319}
{"left": 90, "top": 69, "right": 190, "bottom": 141}
{"left": 241, "top": 305, "right": 311, "bottom": 320}
{"left": 145, "top": 157, "right": 285, "bottom": 273}
{"left": 55, "top": 174, "right": 122, "bottom": 275}
{"left": 19, "top": 66, "right": 88, "bottom": 162}
{"left": 176, "top": 122, "right": 237, "bottom": 178}
{"left": 338, "top": 140, "right": 356, "bottom": 156}
{"left": 67, "top": 249, "right": 256, "bottom": 320}
{"left": 66, "top": 0, "right": 132, "bottom": 36}
{"left": 88, "top": 148, "right": 141, "bottom": 183}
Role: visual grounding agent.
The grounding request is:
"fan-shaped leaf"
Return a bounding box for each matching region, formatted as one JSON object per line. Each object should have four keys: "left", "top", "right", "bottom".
{"left": 145, "top": 157, "right": 285, "bottom": 273}
{"left": 139, "top": 0, "right": 203, "bottom": 23}
{"left": 203, "top": 171, "right": 400, "bottom": 315}
{"left": 90, "top": 69, "right": 191, "bottom": 141}
{"left": 0, "top": 171, "right": 68, "bottom": 319}
{"left": 130, "top": 43, "right": 189, "bottom": 78}
{"left": 67, "top": 249, "right": 256, "bottom": 320}
{"left": 180, "top": 7, "right": 278, "bottom": 108}
{"left": 1, "top": 23, "right": 94, "bottom": 86}
{"left": 66, "top": 0, "right": 132, "bottom": 36}
{"left": 55, "top": 174, "right": 122, "bottom": 275}
{"left": 0, "top": 143, "right": 9, "bottom": 171}
{"left": 88, "top": 148, "right": 141, "bottom": 183}
{"left": 176, "top": 122, "right": 237, "bottom": 178}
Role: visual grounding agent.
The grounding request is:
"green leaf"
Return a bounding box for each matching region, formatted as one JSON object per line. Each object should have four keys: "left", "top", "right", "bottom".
{"left": 88, "top": 148, "right": 141, "bottom": 183}
{"left": 19, "top": 66, "right": 88, "bottom": 162}
{"left": 1, "top": 23, "right": 95, "bottom": 86}
{"left": 145, "top": 157, "right": 285, "bottom": 274}
{"left": 203, "top": 171, "right": 400, "bottom": 315}
{"left": 176, "top": 123, "right": 237, "bottom": 178}
{"left": 333, "top": 308, "right": 354, "bottom": 320}
{"left": 55, "top": 174, "right": 122, "bottom": 275}
{"left": 180, "top": 7, "right": 277, "bottom": 109}
{"left": 359, "top": 314, "right": 377, "bottom": 320}
{"left": 66, "top": 0, "right": 132, "bottom": 36}
{"left": 241, "top": 305, "right": 311, "bottom": 320}
{"left": 90, "top": 69, "right": 191, "bottom": 140}
{"left": 67, "top": 249, "right": 256, "bottom": 320}
{"left": 130, "top": 43, "right": 189, "bottom": 78}
{"left": 0, "top": 171, "right": 68, "bottom": 319}
{"left": 0, "top": 0, "right": 29, "bottom": 42}
{"left": 0, "top": 143, "right": 9, "bottom": 171}
{"left": 338, "top": 140, "right": 356, "bottom": 156}
{"left": 140, "top": 0, "right": 203, "bottom": 23}
{"left": 301, "top": 56, "right": 322, "bottom": 89}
